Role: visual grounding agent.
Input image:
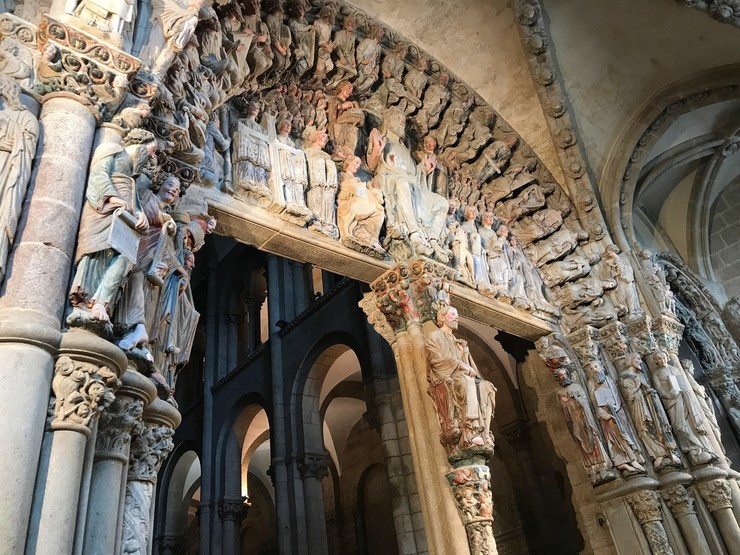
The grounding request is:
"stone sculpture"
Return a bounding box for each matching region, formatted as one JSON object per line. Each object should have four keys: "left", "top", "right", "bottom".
{"left": 618, "top": 353, "right": 681, "bottom": 470}
{"left": 327, "top": 80, "right": 363, "bottom": 158}
{"left": 524, "top": 226, "right": 588, "bottom": 266}
{"left": 312, "top": 5, "right": 335, "bottom": 84}
{"left": 637, "top": 248, "right": 676, "bottom": 316}
{"left": 241, "top": 0, "right": 273, "bottom": 82}
{"left": 603, "top": 244, "right": 642, "bottom": 318}
{"left": 354, "top": 25, "right": 385, "bottom": 94}
{"left": 264, "top": 0, "right": 291, "bottom": 78}
{"left": 336, "top": 155, "right": 386, "bottom": 258}
{"left": 303, "top": 126, "right": 339, "bottom": 238}
{"left": 368, "top": 107, "right": 448, "bottom": 261}
{"left": 424, "top": 305, "right": 497, "bottom": 454}
{"left": 114, "top": 175, "right": 182, "bottom": 359}
{"left": 150, "top": 0, "right": 205, "bottom": 79}
{"left": 0, "top": 74, "right": 38, "bottom": 284}
{"left": 680, "top": 359, "right": 725, "bottom": 457}
{"left": 584, "top": 359, "right": 646, "bottom": 474}
{"left": 232, "top": 101, "right": 272, "bottom": 203}
{"left": 329, "top": 15, "right": 357, "bottom": 85}
{"left": 539, "top": 341, "right": 614, "bottom": 485}
{"left": 69, "top": 129, "right": 158, "bottom": 325}
{"left": 464, "top": 136, "right": 518, "bottom": 183}
{"left": 288, "top": 0, "right": 314, "bottom": 79}
{"left": 650, "top": 351, "right": 716, "bottom": 465}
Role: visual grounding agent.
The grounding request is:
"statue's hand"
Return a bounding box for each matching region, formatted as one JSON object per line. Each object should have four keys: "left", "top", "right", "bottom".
{"left": 109, "top": 196, "right": 130, "bottom": 212}
{"left": 135, "top": 211, "right": 149, "bottom": 232}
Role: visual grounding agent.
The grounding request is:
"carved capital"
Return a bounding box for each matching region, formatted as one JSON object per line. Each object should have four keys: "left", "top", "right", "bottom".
{"left": 51, "top": 355, "right": 120, "bottom": 436}
{"left": 627, "top": 490, "right": 664, "bottom": 524}
{"left": 599, "top": 321, "right": 631, "bottom": 362}
{"left": 565, "top": 325, "right": 600, "bottom": 366}
{"left": 297, "top": 452, "right": 330, "bottom": 480}
{"left": 35, "top": 16, "right": 139, "bottom": 122}
{"left": 369, "top": 259, "right": 455, "bottom": 333}
{"left": 651, "top": 315, "right": 684, "bottom": 355}
{"left": 677, "top": 0, "right": 740, "bottom": 28}
{"left": 218, "top": 497, "right": 249, "bottom": 523}
{"left": 661, "top": 485, "right": 696, "bottom": 517}
{"left": 625, "top": 314, "right": 657, "bottom": 356}
{"left": 698, "top": 478, "right": 733, "bottom": 512}
{"left": 96, "top": 398, "right": 144, "bottom": 461}
{"left": 128, "top": 421, "right": 175, "bottom": 483}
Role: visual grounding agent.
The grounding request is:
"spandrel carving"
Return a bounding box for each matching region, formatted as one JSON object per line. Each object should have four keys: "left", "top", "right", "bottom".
{"left": 311, "top": 5, "right": 335, "bottom": 85}
{"left": 287, "top": 0, "right": 315, "bottom": 80}
{"left": 328, "top": 14, "right": 357, "bottom": 85}
{"left": 0, "top": 74, "right": 38, "bottom": 286}
{"left": 509, "top": 207, "right": 562, "bottom": 245}
{"left": 540, "top": 254, "right": 596, "bottom": 288}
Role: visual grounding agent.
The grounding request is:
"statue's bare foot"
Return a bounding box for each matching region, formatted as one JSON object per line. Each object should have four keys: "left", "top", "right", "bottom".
{"left": 90, "top": 303, "right": 110, "bottom": 322}
{"left": 118, "top": 323, "right": 149, "bottom": 351}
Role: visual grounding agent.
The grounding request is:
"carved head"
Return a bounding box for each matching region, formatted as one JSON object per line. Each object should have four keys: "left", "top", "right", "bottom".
{"left": 625, "top": 352, "right": 642, "bottom": 371}
{"left": 652, "top": 350, "right": 669, "bottom": 368}
{"left": 436, "top": 305, "right": 459, "bottom": 331}
{"left": 343, "top": 155, "right": 361, "bottom": 174}
{"left": 481, "top": 212, "right": 495, "bottom": 228}
{"left": 343, "top": 15, "right": 356, "bottom": 32}
{"left": 370, "top": 25, "right": 386, "bottom": 40}
{"left": 464, "top": 204, "right": 478, "bottom": 221}
{"left": 277, "top": 118, "right": 292, "bottom": 136}
{"left": 318, "top": 4, "right": 336, "bottom": 23}
{"left": 381, "top": 107, "right": 406, "bottom": 138}
{"left": 156, "top": 175, "right": 182, "bottom": 205}
{"left": 336, "top": 80, "right": 353, "bottom": 100}
{"left": 680, "top": 359, "right": 696, "bottom": 376}
{"left": 422, "top": 135, "right": 437, "bottom": 152}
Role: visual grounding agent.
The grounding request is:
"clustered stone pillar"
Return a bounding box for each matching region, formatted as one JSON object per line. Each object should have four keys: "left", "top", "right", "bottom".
{"left": 83, "top": 368, "right": 157, "bottom": 554}
{"left": 121, "top": 399, "right": 180, "bottom": 553}
{"left": 27, "top": 330, "right": 126, "bottom": 555}
{"left": 361, "top": 259, "right": 495, "bottom": 555}
{"left": 697, "top": 478, "right": 740, "bottom": 554}
{"left": 660, "top": 483, "right": 712, "bottom": 555}
{"left": 625, "top": 490, "right": 673, "bottom": 555}
{"left": 218, "top": 496, "right": 249, "bottom": 555}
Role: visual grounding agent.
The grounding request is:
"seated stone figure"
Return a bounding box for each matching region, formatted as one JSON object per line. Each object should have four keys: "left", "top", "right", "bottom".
{"left": 69, "top": 129, "right": 158, "bottom": 325}
{"left": 424, "top": 304, "right": 497, "bottom": 454}
{"left": 336, "top": 155, "right": 386, "bottom": 258}
{"left": 368, "top": 107, "right": 448, "bottom": 261}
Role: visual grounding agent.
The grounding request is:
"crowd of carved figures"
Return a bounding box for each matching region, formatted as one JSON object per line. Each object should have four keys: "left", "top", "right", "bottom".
{"left": 0, "top": 0, "right": 740, "bottom": 553}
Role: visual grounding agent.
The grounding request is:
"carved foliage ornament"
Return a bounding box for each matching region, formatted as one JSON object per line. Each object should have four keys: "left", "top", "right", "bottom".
{"left": 128, "top": 422, "right": 175, "bottom": 483}
{"left": 697, "top": 478, "right": 733, "bottom": 512}
{"left": 660, "top": 485, "right": 696, "bottom": 518}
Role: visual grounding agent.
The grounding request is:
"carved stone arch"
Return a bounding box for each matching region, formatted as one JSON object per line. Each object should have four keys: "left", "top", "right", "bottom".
{"left": 154, "top": 442, "right": 202, "bottom": 552}
{"left": 214, "top": 395, "right": 271, "bottom": 504}
{"left": 290, "top": 331, "right": 369, "bottom": 456}
{"left": 599, "top": 63, "right": 740, "bottom": 261}
{"left": 120, "top": 0, "right": 588, "bottom": 325}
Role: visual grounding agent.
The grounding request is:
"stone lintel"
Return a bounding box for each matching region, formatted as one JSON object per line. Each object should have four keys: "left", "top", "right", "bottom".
{"left": 208, "top": 193, "right": 556, "bottom": 341}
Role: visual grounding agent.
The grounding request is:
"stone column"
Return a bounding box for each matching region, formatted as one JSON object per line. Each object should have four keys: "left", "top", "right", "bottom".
{"left": 121, "top": 399, "right": 180, "bottom": 555}
{"left": 660, "top": 482, "right": 712, "bottom": 555}
{"left": 26, "top": 329, "right": 126, "bottom": 555}
{"left": 360, "top": 259, "right": 491, "bottom": 555}
{"left": 218, "top": 496, "right": 248, "bottom": 555}
{"left": 83, "top": 369, "right": 157, "bottom": 554}
{"left": 298, "top": 452, "right": 331, "bottom": 554}
{"left": 368, "top": 377, "right": 423, "bottom": 555}
{"left": 0, "top": 19, "right": 138, "bottom": 551}
{"left": 626, "top": 490, "right": 674, "bottom": 555}
{"left": 697, "top": 477, "right": 740, "bottom": 554}
{"left": 0, "top": 91, "right": 96, "bottom": 553}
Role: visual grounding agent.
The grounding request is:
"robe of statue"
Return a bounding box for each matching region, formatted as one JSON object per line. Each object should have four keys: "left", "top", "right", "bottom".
{"left": 304, "top": 146, "right": 338, "bottom": 231}
{"left": 70, "top": 147, "right": 138, "bottom": 311}
{"left": 0, "top": 91, "right": 38, "bottom": 283}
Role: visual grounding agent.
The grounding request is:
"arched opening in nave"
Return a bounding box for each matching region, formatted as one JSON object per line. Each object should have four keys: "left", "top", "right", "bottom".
{"left": 155, "top": 446, "right": 202, "bottom": 554}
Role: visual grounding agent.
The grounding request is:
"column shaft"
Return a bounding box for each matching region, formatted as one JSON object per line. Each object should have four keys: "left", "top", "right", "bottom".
{"left": 0, "top": 96, "right": 96, "bottom": 553}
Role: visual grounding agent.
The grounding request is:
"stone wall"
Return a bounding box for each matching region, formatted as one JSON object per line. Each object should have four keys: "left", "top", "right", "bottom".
{"left": 710, "top": 178, "right": 740, "bottom": 299}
